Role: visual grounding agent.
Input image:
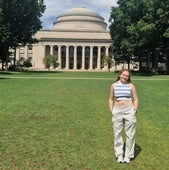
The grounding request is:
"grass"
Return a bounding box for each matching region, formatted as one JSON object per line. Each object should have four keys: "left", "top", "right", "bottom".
{"left": 0, "top": 71, "right": 169, "bottom": 170}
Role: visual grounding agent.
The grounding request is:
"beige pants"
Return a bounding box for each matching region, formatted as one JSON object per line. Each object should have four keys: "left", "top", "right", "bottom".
{"left": 112, "top": 105, "right": 136, "bottom": 159}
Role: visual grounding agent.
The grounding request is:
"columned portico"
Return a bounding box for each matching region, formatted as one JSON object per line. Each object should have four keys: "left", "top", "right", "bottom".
{"left": 42, "top": 44, "right": 109, "bottom": 70}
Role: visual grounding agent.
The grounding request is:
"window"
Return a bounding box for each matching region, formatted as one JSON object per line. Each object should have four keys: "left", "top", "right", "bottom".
{"left": 28, "top": 45, "right": 32, "bottom": 50}
{"left": 20, "top": 46, "right": 25, "bottom": 50}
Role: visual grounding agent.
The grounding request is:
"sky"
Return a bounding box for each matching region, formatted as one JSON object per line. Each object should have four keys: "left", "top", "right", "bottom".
{"left": 40, "top": 0, "right": 118, "bottom": 30}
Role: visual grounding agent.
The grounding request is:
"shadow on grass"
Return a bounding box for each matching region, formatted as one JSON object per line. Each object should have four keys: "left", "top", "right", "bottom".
{"left": 123, "top": 143, "right": 142, "bottom": 160}
{"left": 22, "top": 70, "right": 62, "bottom": 74}
{"left": 131, "top": 70, "right": 168, "bottom": 76}
{"left": 17, "top": 71, "right": 63, "bottom": 75}
{"left": 0, "top": 78, "right": 10, "bottom": 79}
{"left": 0, "top": 70, "right": 62, "bottom": 75}
{"left": 131, "top": 71, "right": 154, "bottom": 77}
{"left": 134, "top": 143, "right": 142, "bottom": 160}
{"left": 0, "top": 71, "right": 13, "bottom": 75}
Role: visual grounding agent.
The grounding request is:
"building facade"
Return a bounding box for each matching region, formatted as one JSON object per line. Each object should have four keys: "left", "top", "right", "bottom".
{"left": 15, "top": 7, "right": 112, "bottom": 71}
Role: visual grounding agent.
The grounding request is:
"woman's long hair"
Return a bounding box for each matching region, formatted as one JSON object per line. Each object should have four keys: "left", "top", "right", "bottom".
{"left": 115, "top": 69, "right": 132, "bottom": 83}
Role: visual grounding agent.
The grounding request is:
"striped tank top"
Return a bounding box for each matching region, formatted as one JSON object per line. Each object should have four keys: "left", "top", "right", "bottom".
{"left": 114, "top": 81, "right": 132, "bottom": 100}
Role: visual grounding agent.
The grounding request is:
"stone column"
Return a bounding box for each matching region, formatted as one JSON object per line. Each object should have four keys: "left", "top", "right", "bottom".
{"left": 58, "top": 46, "right": 61, "bottom": 69}
{"left": 42, "top": 45, "right": 46, "bottom": 68}
{"left": 24, "top": 45, "right": 28, "bottom": 59}
{"left": 73, "top": 46, "right": 77, "bottom": 70}
{"left": 43, "top": 45, "right": 46, "bottom": 57}
{"left": 97, "top": 46, "right": 101, "bottom": 70}
{"left": 16, "top": 48, "right": 20, "bottom": 60}
{"left": 66, "top": 46, "right": 69, "bottom": 70}
{"left": 104, "top": 46, "right": 109, "bottom": 70}
{"left": 81, "top": 46, "right": 85, "bottom": 70}
{"left": 106, "top": 46, "right": 109, "bottom": 56}
{"left": 50, "top": 45, "right": 54, "bottom": 56}
{"left": 89, "top": 46, "right": 93, "bottom": 70}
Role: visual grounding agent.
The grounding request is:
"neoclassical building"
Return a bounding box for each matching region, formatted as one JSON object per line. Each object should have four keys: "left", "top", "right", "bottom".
{"left": 15, "top": 7, "right": 112, "bottom": 71}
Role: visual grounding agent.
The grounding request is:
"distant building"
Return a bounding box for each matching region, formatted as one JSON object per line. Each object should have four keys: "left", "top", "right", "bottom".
{"left": 15, "top": 7, "right": 112, "bottom": 71}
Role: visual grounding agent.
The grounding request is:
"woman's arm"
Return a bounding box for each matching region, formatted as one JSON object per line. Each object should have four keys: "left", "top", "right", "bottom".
{"left": 130, "top": 83, "right": 139, "bottom": 111}
{"left": 109, "top": 84, "right": 114, "bottom": 112}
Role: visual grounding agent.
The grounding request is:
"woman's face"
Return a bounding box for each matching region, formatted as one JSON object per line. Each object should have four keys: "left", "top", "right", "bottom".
{"left": 119, "top": 71, "right": 130, "bottom": 83}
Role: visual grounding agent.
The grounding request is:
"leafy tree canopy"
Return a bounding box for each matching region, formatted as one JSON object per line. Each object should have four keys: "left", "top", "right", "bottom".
{"left": 0, "top": 0, "right": 46, "bottom": 70}
{"left": 109, "top": 0, "right": 169, "bottom": 74}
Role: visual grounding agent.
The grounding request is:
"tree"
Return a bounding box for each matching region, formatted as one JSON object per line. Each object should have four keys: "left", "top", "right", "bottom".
{"left": 0, "top": 0, "right": 11, "bottom": 69}
{"left": 103, "top": 55, "right": 115, "bottom": 72}
{"left": 23, "top": 59, "right": 32, "bottom": 70}
{"left": 0, "top": 0, "right": 45, "bottom": 70}
{"left": 109, "top": 0, "right": 169, "bottom": 74}
{"left": 43, "top": 55, "right": 59, "bottom": 71}
{"left": 53, "top": 58, "right": 59, "bottom": 69}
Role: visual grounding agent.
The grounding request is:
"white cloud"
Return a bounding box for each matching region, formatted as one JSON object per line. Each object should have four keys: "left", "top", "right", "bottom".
{"left": 41, "top": 0, "right": 117, "bottom": 29}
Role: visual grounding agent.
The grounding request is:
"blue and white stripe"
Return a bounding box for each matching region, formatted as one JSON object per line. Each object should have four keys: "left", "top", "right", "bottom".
{"left": 114, "top": 82, "right": 132, "bottom": 100}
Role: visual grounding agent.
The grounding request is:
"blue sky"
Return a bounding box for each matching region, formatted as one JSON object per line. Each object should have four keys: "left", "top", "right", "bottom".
{"left": 40, "top": 0, "right": 118, "bottom": 30}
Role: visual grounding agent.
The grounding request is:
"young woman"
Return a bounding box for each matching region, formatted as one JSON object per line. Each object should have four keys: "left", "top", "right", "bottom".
{"left": 109, "top": 69, "right": 138, "bottom": 163}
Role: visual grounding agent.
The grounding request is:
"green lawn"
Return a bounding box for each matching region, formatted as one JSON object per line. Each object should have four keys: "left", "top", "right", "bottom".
{"left": 0, "top": 71, "right": 169, "bottom": 170}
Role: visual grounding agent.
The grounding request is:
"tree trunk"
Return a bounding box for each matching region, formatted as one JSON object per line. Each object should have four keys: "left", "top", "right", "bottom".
{"left": 152, "top": 50, "right": 158, "bottom": 73}
{"left": 1, "top": 60, "right": 4, "bottom": 71}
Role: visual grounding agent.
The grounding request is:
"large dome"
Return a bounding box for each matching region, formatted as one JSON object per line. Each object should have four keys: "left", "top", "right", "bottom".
{"left": 52, "top": 7, "right": 107, "bottom": 31}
